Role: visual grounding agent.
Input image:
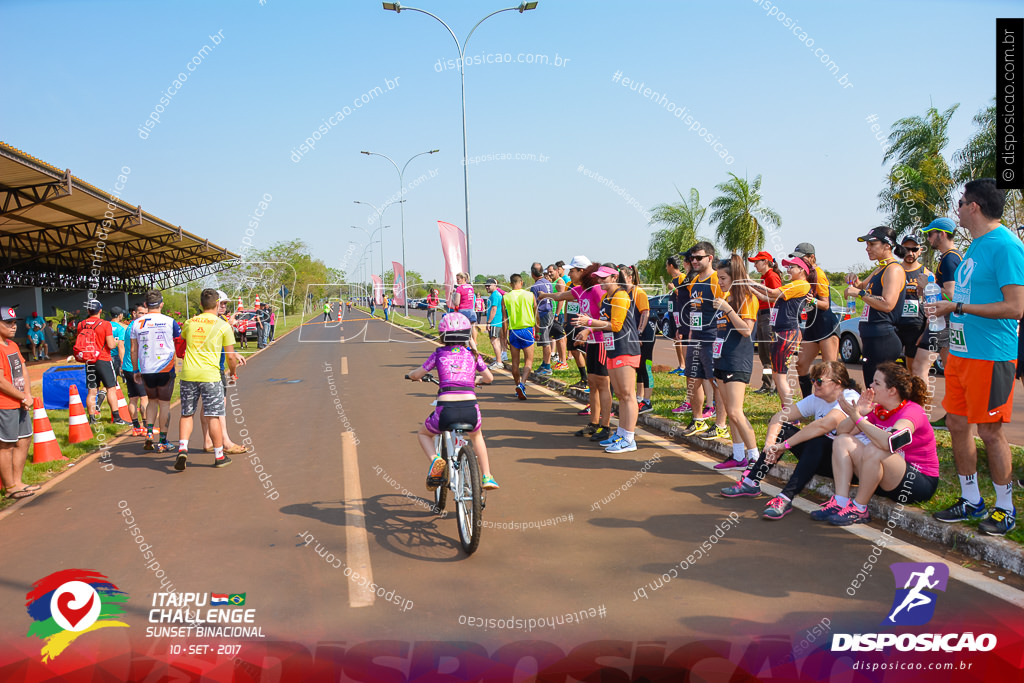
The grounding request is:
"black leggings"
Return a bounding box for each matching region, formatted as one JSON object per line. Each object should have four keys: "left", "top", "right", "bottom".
{"left": 861, "top": 332, "right": 903, "bottom": 386}
{"left": 748, "top": 424, "right": 837, "bottom": 500}
{"left": 638, "top": 338, "right": 655, "bottom": 388}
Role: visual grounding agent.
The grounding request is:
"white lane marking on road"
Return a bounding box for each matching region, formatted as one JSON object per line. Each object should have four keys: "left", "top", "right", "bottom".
{"left": 342, "top": 430, "right": 375, "bottom": 607}
{"left": 341, "top": 356, "right": 348, "bottom": 375}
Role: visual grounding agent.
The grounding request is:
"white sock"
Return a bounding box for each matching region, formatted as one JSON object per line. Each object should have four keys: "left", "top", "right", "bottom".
{"left": 743, "top": 476, "right": 759, "bottom": 488}
{"left": 178, "top": 439, "right": 188, "bottom": 452}
{"left": 835, "top": 495, "right": 850, "bottom": 507}
{"left": 994, "top": 482, "right": 1015, "bottom": 512}
{"left": 214, "top": 446, "right": 224, "bottom": 460}
{"left": 622, "top": 430, "right": 634, "bottom": 442}
{"left": 958, "top": 473, "right": 982, "bottom": 506}
{"left": 732, "top": 443, "right": 745, "bottom": 461}
{"left": 745, "top": 447, "right": 759, "bottom": 462}
{"left": 616, "top": 427, "right": 625, "bottom": 438}
{"left": 852, "top": 500, "right": 867, "bottom": 512}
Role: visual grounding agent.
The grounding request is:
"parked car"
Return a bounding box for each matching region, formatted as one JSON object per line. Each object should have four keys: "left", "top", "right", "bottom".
{"left": 647, "top": 293, "right": 672, "bottom": 335}
{"left": 234, "top": 311, "right": 259, "bottom": 342}
{"left": 837, "top": 316, "right": 943, "bottom": 373}
{"left": 409, "top": 298, "right": 428, "bottom": 310}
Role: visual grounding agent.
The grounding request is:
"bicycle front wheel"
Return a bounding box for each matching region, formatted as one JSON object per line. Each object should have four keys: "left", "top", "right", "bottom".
{"left": 454, "top": 442, "right": 482, "bottom": 555}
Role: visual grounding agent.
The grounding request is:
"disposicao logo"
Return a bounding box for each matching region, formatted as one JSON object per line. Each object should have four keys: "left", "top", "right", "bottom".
{"left": 885, "top": 562, "right": 948, "bottom": 626}
{"left": 832, "top": 562, "right": 996, "bottom": 653}
{"left": 25, "top": 569, "right": 129, "bottom": 662}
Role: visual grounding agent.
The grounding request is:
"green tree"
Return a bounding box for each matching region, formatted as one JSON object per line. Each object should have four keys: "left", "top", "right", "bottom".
{"left": 953, "top": 99, "right": 995, "bottom": 183}
{"left": 218, "top": 239, "right": 343, "bottom": 313}
{"left": 878, "top": 103, "right": 959, "bottom": 237}
{"left": 641, "top": 187, "right": 707, "bottom": 283}
{"left": 708, "top": 173, "right": 781, "bottom": 260}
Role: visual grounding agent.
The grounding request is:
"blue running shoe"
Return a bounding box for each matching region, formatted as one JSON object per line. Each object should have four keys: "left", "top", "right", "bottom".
{"left": 600, "top": 434, "right": 623, "bottom": 447}
{"left": 932, "top": 497, "right": 987, "bottom": 523}
{"left": 978, "top": 507, "right": 1016, "bottom": 536}
{"left": 605, "top": 438, "right": 637, "bottom": 454}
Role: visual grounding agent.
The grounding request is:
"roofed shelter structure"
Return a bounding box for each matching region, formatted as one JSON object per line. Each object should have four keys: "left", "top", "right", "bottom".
{"left": 0, "top": 141, "right": 237, "bottom": 319}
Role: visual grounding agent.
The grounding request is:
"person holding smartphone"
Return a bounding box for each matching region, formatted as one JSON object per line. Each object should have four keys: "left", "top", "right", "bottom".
{"left": 812, "top": 362, "right": 939, "bottom": 526}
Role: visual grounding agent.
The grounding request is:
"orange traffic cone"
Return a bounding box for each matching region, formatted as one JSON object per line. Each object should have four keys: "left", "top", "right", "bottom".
{"left": 254, "top": 293, "right": 261, "bottom": 308}
{"left": 67, "top": 385, "right": 93, "bottom": 444}
{"left": 31, "top": 398, "right": 66, "bottom": 463}
{"left": 112, "top": 386, "right": 131, "bottom": 423}
{"left": 237, "top": 297, "right": 243, "bottom": 310}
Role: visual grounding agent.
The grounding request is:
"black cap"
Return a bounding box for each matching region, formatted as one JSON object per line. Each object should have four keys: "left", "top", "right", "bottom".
{"left": 857, "top": 226, "right": 896, "bottom": 247}
{"left": 110, "top": 305, "right": 124, "bottom": 317}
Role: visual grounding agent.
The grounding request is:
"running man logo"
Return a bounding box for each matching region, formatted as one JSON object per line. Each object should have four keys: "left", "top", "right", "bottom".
{"left": 24, "top": 569, "right": 129, "bottom": 662}
{"left": 884, "top": 562, "right": 949, "bottom": 626}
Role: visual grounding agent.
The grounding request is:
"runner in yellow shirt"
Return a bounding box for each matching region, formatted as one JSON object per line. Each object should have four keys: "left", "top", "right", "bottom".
{"left": 174, "top": 288, "right": 240, "bottom": 472}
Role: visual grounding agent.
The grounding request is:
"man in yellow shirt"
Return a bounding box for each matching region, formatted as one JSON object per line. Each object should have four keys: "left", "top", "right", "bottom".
{"left": 502, "top": 273, "right": 537, "bottom": 400}
{"left": 174, "top": 288, "right": 240, "bottom": 471}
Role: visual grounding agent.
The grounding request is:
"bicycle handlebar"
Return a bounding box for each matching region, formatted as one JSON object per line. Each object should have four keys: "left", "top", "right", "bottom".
{"left": 406, "top": 373, "right": 439, "bottom": 385}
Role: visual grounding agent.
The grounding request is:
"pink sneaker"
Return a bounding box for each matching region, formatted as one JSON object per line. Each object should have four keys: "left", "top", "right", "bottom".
{"left": 701, "top": 406, "right": 716, "bottom": 419}
{"left": 671, "top": 402, "right": 692, "bottom": 414}
{"left": 713, "top": 458, "right": 746, "bottom": 471}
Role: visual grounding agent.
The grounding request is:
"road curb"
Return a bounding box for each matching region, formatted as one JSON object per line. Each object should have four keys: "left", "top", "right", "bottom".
{"left": 382, "top": 314, "right": 1023, "bottom": 577}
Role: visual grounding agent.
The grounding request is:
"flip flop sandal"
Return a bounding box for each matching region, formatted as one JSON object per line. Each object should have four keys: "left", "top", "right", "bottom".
{"left": 7, "top": 490, "right": 35, "bottom": 500}
{"left": 23, "top": 484, "right": 42, "bottom": 492}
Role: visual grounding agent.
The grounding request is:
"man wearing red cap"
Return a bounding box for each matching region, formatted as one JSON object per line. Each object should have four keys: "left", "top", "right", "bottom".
{"left": 748, "top": 251, "right": 782, "bottom": 394}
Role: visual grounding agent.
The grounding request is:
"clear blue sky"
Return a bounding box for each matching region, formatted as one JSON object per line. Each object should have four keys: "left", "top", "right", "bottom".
{"left": 1, "top": 0, "right": 1013, "bottom": 282}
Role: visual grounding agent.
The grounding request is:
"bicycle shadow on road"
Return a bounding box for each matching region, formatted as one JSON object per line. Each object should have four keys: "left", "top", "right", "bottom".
{"left": 279, "top": 496, "right": 464, "bottom": 562}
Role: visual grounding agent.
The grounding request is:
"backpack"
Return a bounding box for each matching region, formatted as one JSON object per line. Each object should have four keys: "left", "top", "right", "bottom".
{"left": 73, "top": 319, "right": 103, "bottom": 363}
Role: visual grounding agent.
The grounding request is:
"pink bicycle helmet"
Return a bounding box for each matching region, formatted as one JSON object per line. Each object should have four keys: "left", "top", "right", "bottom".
{"left": 438, "top": 312, "right": 472, "bottom": 344}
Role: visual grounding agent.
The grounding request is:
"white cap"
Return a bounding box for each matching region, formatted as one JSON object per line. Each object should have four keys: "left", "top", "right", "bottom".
{"left": 567, "top": 255, "right": 592, "bottom": 269}
{"left": 216, "top": 290, "right": 231, "bottom": 302}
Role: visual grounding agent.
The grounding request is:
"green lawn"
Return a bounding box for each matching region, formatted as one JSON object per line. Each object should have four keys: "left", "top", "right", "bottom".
{"left": 372, "top": 305, "right": 1024, "bottom": 545}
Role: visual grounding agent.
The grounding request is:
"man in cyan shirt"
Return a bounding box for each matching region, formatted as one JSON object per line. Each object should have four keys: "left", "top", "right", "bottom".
{"left": 928, "top": 179, "right": 1024, "bottom": 536}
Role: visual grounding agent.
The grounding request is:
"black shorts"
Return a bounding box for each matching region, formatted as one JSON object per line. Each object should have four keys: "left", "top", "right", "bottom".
{"left": 713, "top": 368, "right": 752, "bottom": 384}
{"left": 550, "top": 319, "right": 566, "bottom": 341}
{"left": 878, "top": 464, "right": 939, "bottom": 504}
{"left": 916, "top": 326, "right": 949, "bottom": 352}
{"left": 141, "top": 370, "right": 176, "bottom": 401}
{"left": 685, "top": 338, "right": 715, "bottom": 380}
{"left": 803, "top": 307, "right": 840, "bottom": 343}
{"left": 85, "top": 359, "right": 118, "bottom": 390}
{"left": 896, "top": 322, "right": 926, "bottom": 359}
{"left": 124, "top": 371, "right": 147, "bottom": 399}
{"left": 584, "top": 342, "right": 608, "bottom": 377}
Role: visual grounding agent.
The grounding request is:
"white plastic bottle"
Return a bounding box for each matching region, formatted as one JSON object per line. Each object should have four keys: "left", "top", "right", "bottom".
{"left": 925, "top": 274, "right": 945, "bottom": 332}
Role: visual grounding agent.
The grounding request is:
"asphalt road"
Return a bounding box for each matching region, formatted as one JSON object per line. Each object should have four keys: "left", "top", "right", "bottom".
{"left": 0, "top": 311, "right": 1021, "bottom": 681}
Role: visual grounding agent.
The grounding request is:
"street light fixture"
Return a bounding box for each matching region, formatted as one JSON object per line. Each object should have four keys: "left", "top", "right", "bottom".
{"left": 350, "top": 224, "right": 390, "bottom": 303}
{"left": 360, "top": 148, "right": 439, "bottom": 316}
{"left": 381, "top": 1, "right": 538, "bottom": 275}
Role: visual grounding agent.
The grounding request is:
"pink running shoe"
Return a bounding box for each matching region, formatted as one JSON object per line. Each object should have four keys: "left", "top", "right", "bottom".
{"left": 713, "top": 458, "right": 747, "bottom": 471}
{"left": 671, "top": 402, "right": 692, "bottom": 414}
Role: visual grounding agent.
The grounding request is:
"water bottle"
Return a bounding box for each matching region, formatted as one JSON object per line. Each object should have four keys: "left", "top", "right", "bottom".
{"left": 845, "top": 298, "right": 857, "bottom": 320}
{"left": 925, "top": 274, "right": 945, "bottom": 332}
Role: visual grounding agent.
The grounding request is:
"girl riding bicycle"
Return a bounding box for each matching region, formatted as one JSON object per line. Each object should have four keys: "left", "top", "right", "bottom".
{"left": 407, "top": 312, "right": 499, "bottom": 491}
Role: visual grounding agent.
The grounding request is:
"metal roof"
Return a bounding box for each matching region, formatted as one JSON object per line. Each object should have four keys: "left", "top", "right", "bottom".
{"left": 0, "top": 141, "right": 238, "bottom": 292}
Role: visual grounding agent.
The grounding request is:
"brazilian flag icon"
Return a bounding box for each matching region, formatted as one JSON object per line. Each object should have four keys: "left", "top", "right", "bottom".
{"left": 228, "top": 593, "right": 246, "bottom": 606}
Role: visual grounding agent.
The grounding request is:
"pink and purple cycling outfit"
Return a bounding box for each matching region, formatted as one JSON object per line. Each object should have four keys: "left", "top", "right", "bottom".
{"left": 420, "top": 346, "right": 486, "bottom": 434}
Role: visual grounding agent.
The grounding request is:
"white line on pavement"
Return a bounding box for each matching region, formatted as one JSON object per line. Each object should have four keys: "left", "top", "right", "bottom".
{"left": 342, "top": 430, "right": 375, "bottom": 607}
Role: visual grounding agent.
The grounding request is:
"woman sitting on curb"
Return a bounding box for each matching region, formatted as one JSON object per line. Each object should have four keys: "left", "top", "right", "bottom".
{"left": 812, "top": 361, "right": 939, "bottom": 526}
{"left": 720, "top": 361, "right": 860, "bottom": 520}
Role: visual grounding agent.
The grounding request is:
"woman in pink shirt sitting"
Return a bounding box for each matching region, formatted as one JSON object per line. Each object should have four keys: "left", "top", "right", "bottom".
{"left": 812, "top": 361, "right": 939, "bottom": 526}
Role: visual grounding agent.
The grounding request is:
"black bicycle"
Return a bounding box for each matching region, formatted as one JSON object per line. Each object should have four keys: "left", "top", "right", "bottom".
{"left": 407, "top": 373, "right": 483, "bottom": 555}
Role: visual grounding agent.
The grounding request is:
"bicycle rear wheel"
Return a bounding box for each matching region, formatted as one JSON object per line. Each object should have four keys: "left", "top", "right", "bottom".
{"left": 454, "top": 442, "right": 482, "bottom": 555}
{"left": 433, "top": 437, "right": 448, "bottom": 512}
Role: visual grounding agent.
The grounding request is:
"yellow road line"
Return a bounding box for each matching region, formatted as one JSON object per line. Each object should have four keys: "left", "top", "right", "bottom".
{"left": 341, "top": 357, "right": 348, "bottom": 375}
{"left": 341, "top": 430, "right": 375, "bottom": 607}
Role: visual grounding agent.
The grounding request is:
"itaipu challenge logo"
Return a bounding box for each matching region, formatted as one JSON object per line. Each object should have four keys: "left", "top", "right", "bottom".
{"left": 25, "top": 569, "right": 129, "bottom": 662}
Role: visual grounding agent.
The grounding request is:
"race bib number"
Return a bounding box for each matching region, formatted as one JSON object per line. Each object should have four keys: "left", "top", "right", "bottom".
{"left": 566, "top": 301, "right": 579, "bottom": 315}
{"left": 673, "top": 312, "right": 680, "bottom": 326}
{"left": 901, "top": 300, "right": 920, "bottom": 318}
{"left": 949, "top": 321, "right": 967, "bottom": 353}
{"left": 604, "top": 335, "right": 614, "bottom": 351}
{"left": 689, "top": 312, "right": 702, "bottom": 329}
{"left": 862, "top": 304, "right": 871, "bottom": 319}
{"left": 769, "top": 307, "right": 779, "bottom": 326}
{"left": 667, "top": 302, "right": 673, "bottom": 313}
{"left": 712, "top": 338, "right": 724, "bottom": 359}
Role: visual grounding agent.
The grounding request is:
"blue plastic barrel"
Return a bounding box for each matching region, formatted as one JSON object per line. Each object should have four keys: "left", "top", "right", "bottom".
{"left": 42, "top": 365, "right": 88, "bottom": 411}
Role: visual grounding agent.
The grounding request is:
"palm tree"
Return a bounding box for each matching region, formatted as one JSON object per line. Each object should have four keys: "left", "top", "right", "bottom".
{"left": 707, "top": 173, "right": 781, "bottom": 260}
{"left": 878, "top": 103, "right": 959, "bottom": 236}
{"left": 953, "top": 99, "right": 996, "bottom": 183}
{"left": 642, "top": 187, "right": 706, "bottom": 283}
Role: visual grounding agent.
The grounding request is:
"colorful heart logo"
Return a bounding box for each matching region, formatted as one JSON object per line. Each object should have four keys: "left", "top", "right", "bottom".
{"left": 56, "top": 590, "right": 94, "bottom": 629}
